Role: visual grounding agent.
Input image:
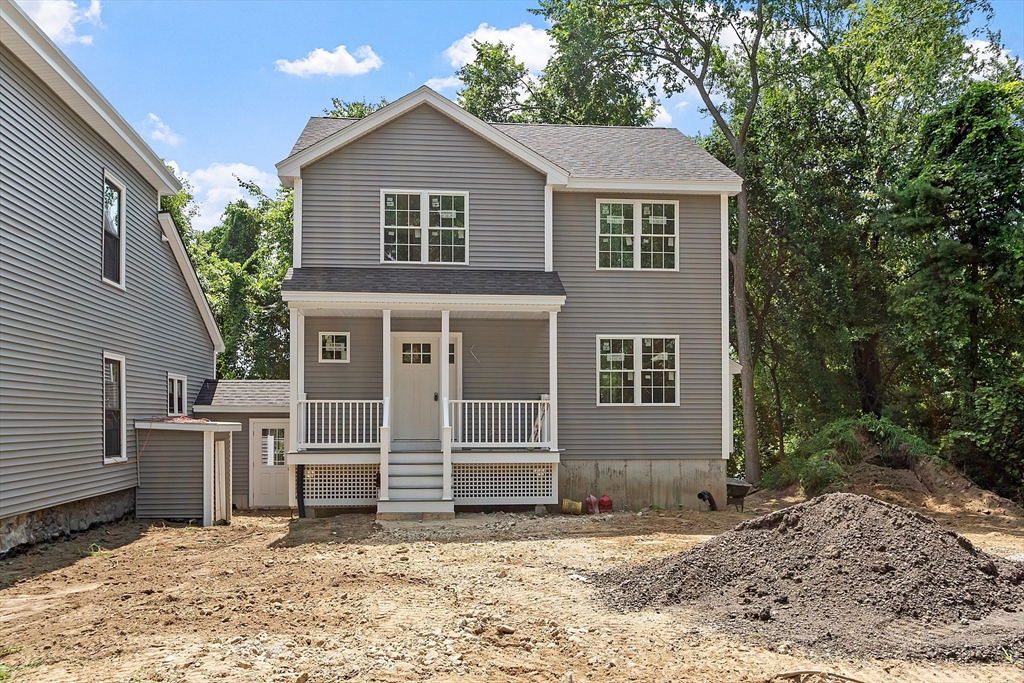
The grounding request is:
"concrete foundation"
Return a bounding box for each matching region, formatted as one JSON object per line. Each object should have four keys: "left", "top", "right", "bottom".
{"left": 559, "top": 459, "right": 726, "bottom": 511}
{"left": 0, "top": 488, "right": 136, "bottom": 556}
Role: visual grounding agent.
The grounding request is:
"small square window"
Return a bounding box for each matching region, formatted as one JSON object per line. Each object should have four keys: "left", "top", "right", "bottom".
{"left": 167, "top": 373, "right": 187, "bottom": 416}
{"left": 320, "top": 333, "right": 350, "bottom": 363}
{"left": 402, "top": 342, "right": 431, "bottom": 364}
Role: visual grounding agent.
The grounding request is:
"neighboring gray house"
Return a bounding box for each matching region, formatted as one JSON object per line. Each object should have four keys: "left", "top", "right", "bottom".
{"left": 273, "top": 87, "right": 741, "bottom": 516}
{"left": 0, "top": 0, "right": 233, "bottom": 553}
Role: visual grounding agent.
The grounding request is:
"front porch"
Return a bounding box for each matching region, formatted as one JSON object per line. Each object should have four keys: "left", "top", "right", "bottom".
{"left": 281, "top": 268, "right": 565, "bottom": 515}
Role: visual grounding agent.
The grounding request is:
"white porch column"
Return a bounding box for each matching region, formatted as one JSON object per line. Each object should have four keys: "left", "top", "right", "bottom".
{"left": 440, "top": 310, "right": 450, "bottom": 402}
{"left": 380, "top": 310, "right": 392, "bottom": 500}
{"left": 441, "top": 310, "right": 452, "bottom": 499}
{"left": 549, "top": 310, "right": 558, "bottom": 450}
{"left": 288, "top": 308, "right": 299, "bottom": 453}
{"left": 202, "top": 430, "right": 214, "bottom": 527}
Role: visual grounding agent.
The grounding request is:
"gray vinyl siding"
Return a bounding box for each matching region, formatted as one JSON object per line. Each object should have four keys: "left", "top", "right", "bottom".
{"left": 301, "top": 104, "right": 546, "bottom": 270}
{"left": 304, "top": 317, "right": 549, "bottom": 401}
{"left": 0, "top": 47, "right": 216, "bottom": 519}
{"left": 553, "top": 192, "right": 723, "bottom": 460}
{"left": 198, "top": 411, "right": 288, "bottom": 507}
{"left": 135, "top": 431, "right": 204, "bottom": 520}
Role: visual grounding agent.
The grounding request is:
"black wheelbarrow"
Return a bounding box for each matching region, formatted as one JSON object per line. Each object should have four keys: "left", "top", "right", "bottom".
{"left": 726, "top": 477, "right": 755, "bottom": 511}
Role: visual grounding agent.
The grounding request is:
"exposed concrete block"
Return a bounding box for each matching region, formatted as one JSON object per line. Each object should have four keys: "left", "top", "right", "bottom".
{"left": 558, "top": 458, "right": 726, "bottom": 511}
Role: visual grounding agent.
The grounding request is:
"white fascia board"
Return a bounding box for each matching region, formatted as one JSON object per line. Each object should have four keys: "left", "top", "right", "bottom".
{"left": 563, "top": 177, "right": 743, "bottom": 195}
{"left": 276, "top": 86, "right": 570, "bottom": 186}
{"left": 730, "top": 358, "right": 742, "bottom": 374}
{"left": 192, "top": 405, "right": 290, "bottom": 414}
{"left": 281, "top": 290, "right": 565, "bottom": 310}
{"left": 134, "top": 420, "right": 241, "bottom": 433}
{"left": 158, "top": 213, "right": 226, "bottom": 352}
{"left": 1, "top": 0, "right": 180, "bottom": 196}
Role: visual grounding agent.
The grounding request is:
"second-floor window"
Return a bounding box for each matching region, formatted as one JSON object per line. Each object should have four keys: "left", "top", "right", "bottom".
{"left": 382, "top": 191, "right": 468, "bottom": 264}
{"left": 103, "top": 172, "right": 126, "bottom": 287}
{"left": 597, "top": 200, "right": 678, "bottom": 270}
{"left": 167, "top": 373, "right": 186, "bottom": 416}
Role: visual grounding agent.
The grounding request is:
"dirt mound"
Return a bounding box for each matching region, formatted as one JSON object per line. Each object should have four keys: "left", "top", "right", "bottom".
{"left": 598, "top": 493, "right": 1024, "bottom": 661}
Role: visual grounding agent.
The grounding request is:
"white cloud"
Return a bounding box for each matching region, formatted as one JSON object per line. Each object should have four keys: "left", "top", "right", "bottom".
{"left": 19, "top": 0, "right": 102, "bottom": 45}
{"left": 275, "top": 44, "right": 382, "bottom": 77}
{"left": 144, "top": 113, "right": 181, "bottom": 147}
{"left": 444, "top": 23, "right": 552, "bottom": 73}
{"left": 653, "top": 104, "right": 673, "bottom": 126}
{"left": 967, "top": 39, "right": 1015, "bottom": 79}
{"left": 425, "top": 76, "right": 461, "bottom": 91}
{"left": 171, "top": 162, "right": 278, "bottom": 231}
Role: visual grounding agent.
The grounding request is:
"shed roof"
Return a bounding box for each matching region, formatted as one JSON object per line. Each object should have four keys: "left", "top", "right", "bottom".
{"left": 194, "top": 380, "right": 291, "bottom": 410}
{"left": 281, "top": 266, "right": 566, "bottom": 297}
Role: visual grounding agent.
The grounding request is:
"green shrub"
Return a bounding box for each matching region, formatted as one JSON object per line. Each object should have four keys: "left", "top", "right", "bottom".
{"left": 799, "top": 449, "right": 849, "bottom": 495}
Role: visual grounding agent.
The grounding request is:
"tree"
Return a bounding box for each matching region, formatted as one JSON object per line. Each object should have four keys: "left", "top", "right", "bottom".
{"left": 325, "top": 97, "right": 389, "bottom": 118}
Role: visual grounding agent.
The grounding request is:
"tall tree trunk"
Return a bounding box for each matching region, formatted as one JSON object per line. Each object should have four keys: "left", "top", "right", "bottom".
{"left": 853, "top": 332, "right": 883, "bottom": 415}
{"left": 769, "top": 356, "right": 785, "bottom": 463}
{"left": 733, "top": 186, "right": 760, "bottom": 482}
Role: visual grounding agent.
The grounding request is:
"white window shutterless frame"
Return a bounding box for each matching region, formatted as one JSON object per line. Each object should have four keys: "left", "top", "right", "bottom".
{"left": 102, "top": 351, "right": 127, "bottom": 463}
{"left": 102, "top": 171, "right": 127, "bottom": 289}
{"left": 595, "top": 335, "right": 680, "bottom": 406}
{"left": 596, "top": 199, "right": 680, "bottom": 271}
{"left": 167, "top": 373, "right": 187, "bottom": 416}
{"left": 380, "top": 190, "right": 469, "bottom": 265}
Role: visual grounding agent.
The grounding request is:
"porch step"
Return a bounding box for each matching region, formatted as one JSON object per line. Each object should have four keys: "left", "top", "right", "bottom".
{"left": 377, "top": 499, "right": 455, "bottom": 517}
{"left": 390, "top": 440, "right": 442, "bottom": 453}
{"left": 387, "top": 487, "right": 443, "bottom": 500}
{"left": 389, "top": 475, "right": 443, "bottom": 489}
{"left": 389, "top": 463, "right": 442, "bottom": 477}
{"left": 388, "top": 452, "right": 443, "bottom": 465}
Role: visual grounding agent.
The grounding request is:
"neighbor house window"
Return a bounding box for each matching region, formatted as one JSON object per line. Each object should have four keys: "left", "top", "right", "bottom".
{"left": 320, "top": 332, "right": 350, "bottom": 363}
{"left": 102, "top": 173, "right": 126, "bottom": 287}
{"left": 382, "top": 190, "right": 468, "bottom": 264}
{"left": 167, "top": 373, "right": 186, "bottom": 416}
{"left": 597, "top": 336, "right": 678, "bottom": 405}
{"left": 103, "top": 352, "right": 126, "bottom": 462}
{"left": 597, "top": 200, "right": 678, "bottom": 270}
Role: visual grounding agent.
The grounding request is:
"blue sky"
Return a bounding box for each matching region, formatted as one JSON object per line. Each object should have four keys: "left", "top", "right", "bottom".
{"left": 17, "top": 0, "right": 1024, "bottom": 230}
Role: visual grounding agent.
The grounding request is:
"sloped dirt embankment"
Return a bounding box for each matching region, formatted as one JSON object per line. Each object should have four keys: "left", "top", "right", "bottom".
{"left": 598, "top": 492, "right": 1024, "bottom": 661}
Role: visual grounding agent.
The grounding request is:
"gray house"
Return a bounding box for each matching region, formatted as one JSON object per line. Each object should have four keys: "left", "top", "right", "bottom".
{"left": 0, "top": 0, "right": 233, "bottom": 553}
{"left": 271, "top": 87, "right": 741, "bottom": 516}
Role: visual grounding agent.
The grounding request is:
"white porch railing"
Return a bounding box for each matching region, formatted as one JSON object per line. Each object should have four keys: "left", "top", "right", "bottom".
{"left": 449, "top": 399, "right": 551, "bottom": 449}
{"left": 299, "top": 400, "right": 384, "bottom": 448}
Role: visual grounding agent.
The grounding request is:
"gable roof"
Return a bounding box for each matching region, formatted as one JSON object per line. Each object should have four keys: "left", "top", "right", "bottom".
{"left": 158, "top": 213, "right": 225, "bottom": 353}
{"left": 1, "top": 0, "right": 180, "bottom": 195}
{"left": 280, "top": 88, "right": 741, "bottom": 193}
{"left": 193, "top": 380, "right": 290, "bottom": 412}
{"left": 277, "top": 86, "right": 570, "bottom": 186}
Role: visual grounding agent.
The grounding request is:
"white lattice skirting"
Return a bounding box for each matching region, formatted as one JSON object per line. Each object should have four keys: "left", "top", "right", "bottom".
{"left": 452, "top": 463, "right": 558, "bottom": 504}
{"left": 303, "top": 464, "right": 379, "bottom": 506}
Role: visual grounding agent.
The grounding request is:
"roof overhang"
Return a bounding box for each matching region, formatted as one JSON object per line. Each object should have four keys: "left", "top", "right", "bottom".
{"left": 193, "top": 404, "right": 289, "bottom": 414}
{"left": 158, "top": 213, "right": 225, "bottom": 353}
{"left": 282, "top": 291, "right": 565, "bottom": 312}
{"left": 276, "top": 86, "right": 570, "bottom": 187}
{"left": 1, "top": 0, "right": 180, "bottom": 196}
{"left": 134, "top": 420, "right": 241, "bottom": 433}
{"left": 560, "top": 177, "right": 743, "bottom": 195}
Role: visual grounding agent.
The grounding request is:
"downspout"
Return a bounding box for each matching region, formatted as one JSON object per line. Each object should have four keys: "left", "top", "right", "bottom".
{"left": 296, "top": 464, "right": 306, "bottom": 518}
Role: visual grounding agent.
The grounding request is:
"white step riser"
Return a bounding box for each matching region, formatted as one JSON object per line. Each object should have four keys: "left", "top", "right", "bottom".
{"left": 388, "top": 453, "right": 443, "bottom": 465}
{"left": 389, "top": 475, "right": 443, "bottom": 489}
{"left": 387, "top": 487, "right": 443, "bottom": 500}
{"left": 389, "top": 464, "right": 443, "bottom": 477}
{"left": 377, "top": 499, "right": 454, "bottom": 514}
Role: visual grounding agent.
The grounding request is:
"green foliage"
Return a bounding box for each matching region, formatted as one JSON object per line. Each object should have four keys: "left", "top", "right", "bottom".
{"left": 800, "top": 450, "right": 850, "bottom": 496}
{"left": 324, "top": 97, "right": 388, "bottom": 118}
{"left": 456, "top": 41, "right": 533, "bottom": 123}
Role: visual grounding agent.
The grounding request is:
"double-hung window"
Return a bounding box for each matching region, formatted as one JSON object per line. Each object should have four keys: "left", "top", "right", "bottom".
{"left": 382, "top": 190, "right": 467, "bottom": 264}
{"left": 102, "top": 172, "right": 126, "bottom": 287}
{"left": 597, "top": 200, "right": 678, "bottom": 270}
{"left": 103, "top": 352, "right": 127, "bottom": 462}
{"left": 319, "top": 332, "right": 350, "bottom": 363}
{"left": 167, "top": 373, "right": 186, "bottom": 416}
{"left": 597, "top": 336, "right": 679, "bottom": 405}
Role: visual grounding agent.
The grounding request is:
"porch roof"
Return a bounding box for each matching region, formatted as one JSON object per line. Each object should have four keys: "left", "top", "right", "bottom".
{"left": 282, "top": 267, "right": 566, "bottom": 305}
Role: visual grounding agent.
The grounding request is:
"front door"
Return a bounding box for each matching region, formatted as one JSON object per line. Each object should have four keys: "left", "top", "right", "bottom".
{"left": 250, "top": 419, "right": 289, "bottom": 508}
{"left": 392, "top": 336, "right": 440, "bottom": 440}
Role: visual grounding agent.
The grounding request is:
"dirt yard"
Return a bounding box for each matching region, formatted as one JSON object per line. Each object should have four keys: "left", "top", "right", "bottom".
{"left": 1, "top": 491, "right": 1022, "bottom": 683}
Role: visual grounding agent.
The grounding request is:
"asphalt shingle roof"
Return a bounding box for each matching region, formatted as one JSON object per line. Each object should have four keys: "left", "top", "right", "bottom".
{"left": 282, "top": 267, "right": 566, "bottom": 297}
{"left": 194, "top": 380, "right": 290, "bottom": 408}
{"left": 285, "top": 113, "right": 739, "bottom": 183}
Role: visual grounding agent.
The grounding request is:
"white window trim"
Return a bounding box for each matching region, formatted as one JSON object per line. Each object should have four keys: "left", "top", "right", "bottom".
{"left": 595, "top": 335, "right": 681, "bottom": 407}
{"left": 319, "top": 331, "right": 351, "bottom": 363}
{"left": 595, "top": 199, "right": 680, "bottom": 272}
{"left": 379, "top": 189, "right": 470, "bottom": 265}
{"left": 167, "top": 372, "right": 187, "bottom": 416}
{"left": 102, "top": 351, "right": 128, "bottom": 463}
{"left": 101, "top": 170, "right": 127, "bottom": 290}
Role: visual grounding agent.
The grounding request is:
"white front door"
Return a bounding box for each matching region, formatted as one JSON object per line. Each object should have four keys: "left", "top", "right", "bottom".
{"left": 392, "top": 336, "right": 440, "bottom": 440}
{"left": 250, "top": 419, "right": 289, "bottom": 508}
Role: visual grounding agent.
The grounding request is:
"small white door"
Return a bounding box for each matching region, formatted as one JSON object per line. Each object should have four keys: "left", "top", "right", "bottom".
{"left": 250, "top": 419, "right": 289, "bottom": 508}
{"left": 393, "top": 337, "right": 440, "bottom": 440}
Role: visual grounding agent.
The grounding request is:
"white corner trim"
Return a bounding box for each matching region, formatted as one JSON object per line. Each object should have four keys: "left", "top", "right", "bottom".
{"left": 276, "top": 86, "right": 570, "bottom": 186}
{"left": 544, "top": 185, "right": 553, "bottom": 272}
{"left": 157, "top": 212, "right": 225, "bottom": 353}
{"left": 1, "top": 0, "right": 180, "bottom": 196}
{"left": 721, "top": 193, "right": 731, "bottom": 459}
{"left": 563, "top": 177, "right": 743, "bottom": 195}
{"left": 293, "top": 178, "right": 302, "bottom": 268}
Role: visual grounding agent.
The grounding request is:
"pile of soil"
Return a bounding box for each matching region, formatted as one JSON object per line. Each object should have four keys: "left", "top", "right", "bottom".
{"left": 598, "top": 493, "right": 1024, "bottom": 661}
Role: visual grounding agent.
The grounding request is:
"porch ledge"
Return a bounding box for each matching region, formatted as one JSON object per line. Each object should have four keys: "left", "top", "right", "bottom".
{"left": 451, "top": 450, "right": 560, "bottom": 464}
{"left": 134, "top": 419, "right": 240, "bottom": 433}
{"left": 287, "top": 451, "right": 381, "bottom": 466}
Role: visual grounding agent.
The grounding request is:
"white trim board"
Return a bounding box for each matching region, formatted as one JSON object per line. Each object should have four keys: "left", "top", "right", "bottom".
{"left": 282, "top": 291, "right": 564, "bottom": 310}
{"left": 158, "top": 213, "right": 225, "bottom": 352}
{"left": 133, "top": 420, "right": 241, "bottom": 433}
{"left": 1, "top": 0, "right": 180, "bottom": 195}
{"left": 276, "top": 87, "right": 570, "bottom": 186}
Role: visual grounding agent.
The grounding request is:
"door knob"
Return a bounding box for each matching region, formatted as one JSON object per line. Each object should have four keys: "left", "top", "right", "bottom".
{"left": 434, "top": 392, "right": 439, "bottom": 401}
